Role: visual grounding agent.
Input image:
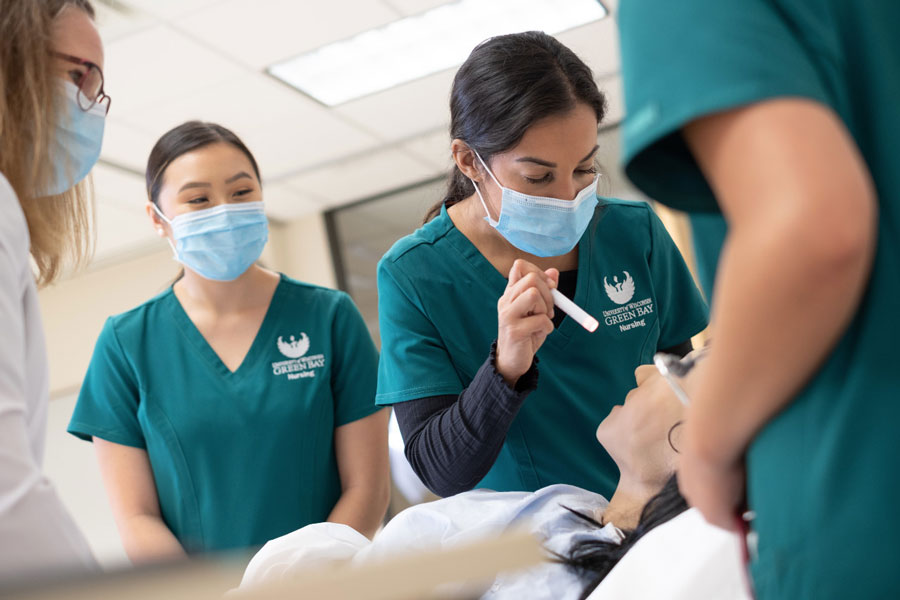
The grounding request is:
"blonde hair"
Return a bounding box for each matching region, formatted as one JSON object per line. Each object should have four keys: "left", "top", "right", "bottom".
{"left": 0, "top": 0, "right": 96, "bottom": 287}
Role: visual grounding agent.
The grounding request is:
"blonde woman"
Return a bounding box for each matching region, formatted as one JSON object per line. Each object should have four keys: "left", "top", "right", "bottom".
{"left": 0, "top": 0, "right": 110, "bottom": 578}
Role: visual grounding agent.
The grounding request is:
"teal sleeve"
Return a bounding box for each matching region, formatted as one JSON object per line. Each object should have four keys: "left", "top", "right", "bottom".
{"left": 331, "top": 293, "right": 381, "bottom": 427}
{"left": 67, "top": 318, "right": 145, "bottom": 448}
{"left": 689, "top": 213, "right": 728, "bottom": 303}
{"left": 619, "top": 0, "right": 836, "bottom": 212}
{"left": 375, "top": 259, "right": 463, "bottom": 405}
{"left": 647, "top": 207, "right": 709, "bottom": 349}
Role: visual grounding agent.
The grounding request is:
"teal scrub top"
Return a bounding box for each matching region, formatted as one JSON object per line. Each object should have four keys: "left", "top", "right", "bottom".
{"left": 688, "top": 213, "right": 727, "bottom": 302}
{"left": 68, "top": 274, "right": 380, "bottom": 553}
{"left": 376, "top": 200, "right": 708, "bottom": 498}
{"left": 620, "top": 1, "right": 900, "bottom": 597}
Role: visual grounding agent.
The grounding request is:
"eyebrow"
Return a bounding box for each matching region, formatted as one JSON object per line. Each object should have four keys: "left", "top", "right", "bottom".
{"left": 225, "top": 171, "right": 253, "bottom": 184}
{"left": 515, "top": 145, "right": 600, "bottom": 168}
{"left": 178, "top": 181, "right": 210, "bottom": 193}
{"left": 177, "top": 171, "right": 253, "bottom": 193}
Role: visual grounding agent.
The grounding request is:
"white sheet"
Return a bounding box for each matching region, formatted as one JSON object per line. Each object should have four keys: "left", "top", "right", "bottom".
{"left": 241, "top": 487, "right": 750, "bottom": 599}
{"left": 242, "top": 484, "right": 619, "bottom": 599}
{"left": 588, "top": 508, "right": 752, "bottom": 600}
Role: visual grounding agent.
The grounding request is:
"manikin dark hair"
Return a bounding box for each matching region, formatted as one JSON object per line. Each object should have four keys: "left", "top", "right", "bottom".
{"left": 425, "top": 31, "right": 607, "bottom": 222}
{"left": 558, "top": 474, "right": 688, "bottom": 599}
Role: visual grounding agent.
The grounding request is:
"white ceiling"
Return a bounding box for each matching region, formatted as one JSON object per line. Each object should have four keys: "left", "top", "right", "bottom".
{"left": 88, "top": 0, "right": 623, "bottom": 264}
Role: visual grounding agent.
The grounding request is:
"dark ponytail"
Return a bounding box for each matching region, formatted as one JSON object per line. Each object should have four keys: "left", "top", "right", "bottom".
{"left": 425, "top": 31, "right": 606, "bottom": 223}
{"left": 558, "top": 474, "right": 688, "bottom": 599}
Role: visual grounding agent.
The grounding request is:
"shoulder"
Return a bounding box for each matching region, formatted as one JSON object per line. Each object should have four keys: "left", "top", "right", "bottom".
{"left": 105, "top": 287, "right": 175, "bottom": 341}
{"left": 0, "top": 172, "right": 30, "bottom": 260}
{"left": 278, "top": 274, "right": 353, "bottom": 311}
{"left": 378, "top": 210, "right": 454, "bottom": 272}
{"left": 597, "top": 196, "right": 655, "bottom": 217}
{"left": 595, "top": 197, "right": 657, "bottom": 237}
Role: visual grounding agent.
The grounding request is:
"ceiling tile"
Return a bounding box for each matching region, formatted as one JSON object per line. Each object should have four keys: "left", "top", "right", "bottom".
{"left": 115, "top": 73, "right": 379, "bottom": 180}
{"left": 92, "top": 3, "right": 156, "bottom": 43}
{"left": 400, "top": 129, "right": 452, "bottom": 172}
{"left": 176, "top": 0, "right": 399, "bottom": 70}
{"left": 117, "top": 0, "right": 228, "bottom": 20}
{"left": 238, "top": 117, "right": 378, "bottom": 182}
{"left": 382, "top": 0, "right": 456, "bottom": 17}
{"left": 334, "top": 69, "right": 454, "bottom": 142}
{"left": 555, "top": 17, "right": 619, "bottom": 77}
{"left": 285, "top": 149, "right": 438, "bottom": 207}
{"left": 103, "top": 25, "right": 246, "bottom": 117}
{"left": 91, "top": 163, "right": 147, "bottom": 207}
{"left": 262, "top": 182, "right": 327, "bottom": 222}
{"left": 99, "top": 117, "right": 159, "bottom": 172}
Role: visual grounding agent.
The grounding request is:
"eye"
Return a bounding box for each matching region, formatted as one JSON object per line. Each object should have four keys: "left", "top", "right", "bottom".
{"left": 577, "top": 166, "right": 598, "bottom": 176}
{"left": 524, "top": 173, "right": 553, "bottom": 184}
{"left": 187, "top": 197, "right": 208, "bottom": 205}
{"left": 234, "top": 188, "right": 252, "bottom": 197}
{"left": 68, "top": 69, "right": 85, "bottom": 85}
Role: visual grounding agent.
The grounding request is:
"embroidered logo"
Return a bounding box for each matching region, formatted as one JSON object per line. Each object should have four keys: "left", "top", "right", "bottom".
{"left": 601, "top": 270, "right": 655, "bottom": 333}
{"left": 277, "top": 333, "right": 310, "bottom": 358}
{"left": 603, "top": 271, "right": 635, "bottom": 305}
{"left": 272, "top": 333, "right": 325, "bottom": 380}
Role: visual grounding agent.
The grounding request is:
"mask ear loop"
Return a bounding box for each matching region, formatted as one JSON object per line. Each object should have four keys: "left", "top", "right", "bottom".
{"left": 151, "top": 202, "right": 178, "bottom": 257}
{"left": 469, "top": 150, "right": 503, "bottom": 226}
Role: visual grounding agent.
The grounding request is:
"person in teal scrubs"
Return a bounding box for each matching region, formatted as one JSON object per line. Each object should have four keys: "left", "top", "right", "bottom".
{"left": 68, "top": 121, "right": 390, "bottom": 561}
{"left": 619, "top": 1, "right": 899, "bottom": 597}
{"left": 376, "top": 32, "right": 708, "bottom": 500}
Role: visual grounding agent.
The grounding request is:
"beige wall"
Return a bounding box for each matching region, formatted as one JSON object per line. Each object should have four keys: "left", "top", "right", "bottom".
{"left": 39, "top": 212, "right": 336, "bottom": 399}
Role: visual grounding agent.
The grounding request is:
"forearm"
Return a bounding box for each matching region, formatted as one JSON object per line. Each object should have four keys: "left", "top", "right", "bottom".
{"left": 118, "top": 514, "right": 187, "bottom": 564}
{"left": 689, "top": 212, "right": 875, "bottom": 463}
{"left": 395, "top": 344, "right": 538, "bottom": 496}
{"left": 327, "top": 483, "right": 390, "bottom": 539}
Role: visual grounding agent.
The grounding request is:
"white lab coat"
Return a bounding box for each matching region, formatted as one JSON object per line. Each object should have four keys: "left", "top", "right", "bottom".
{"left": 0, "top": 173, "right": 96, "bottom": 580}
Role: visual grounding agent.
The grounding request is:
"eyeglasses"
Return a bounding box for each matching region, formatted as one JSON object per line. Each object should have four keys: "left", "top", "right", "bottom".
{"left": 52, "top": 51, "right": 111, "bottom": 114}
{"left": 652, "top": 345, "right": 709, "bottom": 405}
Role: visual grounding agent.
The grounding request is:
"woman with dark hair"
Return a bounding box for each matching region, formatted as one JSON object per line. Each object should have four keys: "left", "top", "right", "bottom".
{"left": 376, "top": 31, "right": 709, "bottom": 499}
{"left": 67, "top": 121, "right": 391, "bottom": 562}
{"left": 0, "top": 0, "right": 106, "bottom": 578}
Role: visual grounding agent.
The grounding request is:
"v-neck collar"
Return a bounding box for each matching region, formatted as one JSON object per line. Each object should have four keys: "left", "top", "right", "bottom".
{"left": 440, "top": 204, "right": 595, "bottom": 350}
{"left": 166, "top": 274, "right": 287, "bottom": 382}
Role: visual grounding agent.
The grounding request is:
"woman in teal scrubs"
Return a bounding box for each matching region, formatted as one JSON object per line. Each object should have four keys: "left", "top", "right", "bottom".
{"left": 68, "top": 121, "right": 390, "bottom": 562}
{"left": 376, "top": 32, "right": 708, "bottom": 500}
{"left": 619, "top": 0, "right": 899, "bottom": 597}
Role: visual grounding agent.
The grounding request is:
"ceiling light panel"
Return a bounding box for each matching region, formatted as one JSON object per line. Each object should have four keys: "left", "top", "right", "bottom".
{"left": 269, "top": 0, "right": 607, "bottom": 106}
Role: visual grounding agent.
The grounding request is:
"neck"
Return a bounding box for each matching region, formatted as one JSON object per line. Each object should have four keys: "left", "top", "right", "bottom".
{"left": 175, "top": 266, "right": 276, "bottom": 313}
{"left": 598, "top": 472, "right": 662, "bottom": 531}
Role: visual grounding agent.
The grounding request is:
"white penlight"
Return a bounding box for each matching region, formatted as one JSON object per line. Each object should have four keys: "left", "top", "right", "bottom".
{"left": 268, "top": 0, "right": 607, "bottom": 106}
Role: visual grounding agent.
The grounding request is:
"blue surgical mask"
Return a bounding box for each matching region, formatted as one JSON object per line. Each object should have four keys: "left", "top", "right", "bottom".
{"left": 470, "top": 151, "right": 599, "bottom": 257}
{"left": 45, "top": 81, "right": 106, "bottom": 196}
{"left": 152, "top": 201, "right": 269, "bottom": 281}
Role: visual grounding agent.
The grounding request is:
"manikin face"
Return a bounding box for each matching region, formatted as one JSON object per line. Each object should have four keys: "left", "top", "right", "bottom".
{"left": 595, "top": 366, "right": 685, "bottom": 485}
